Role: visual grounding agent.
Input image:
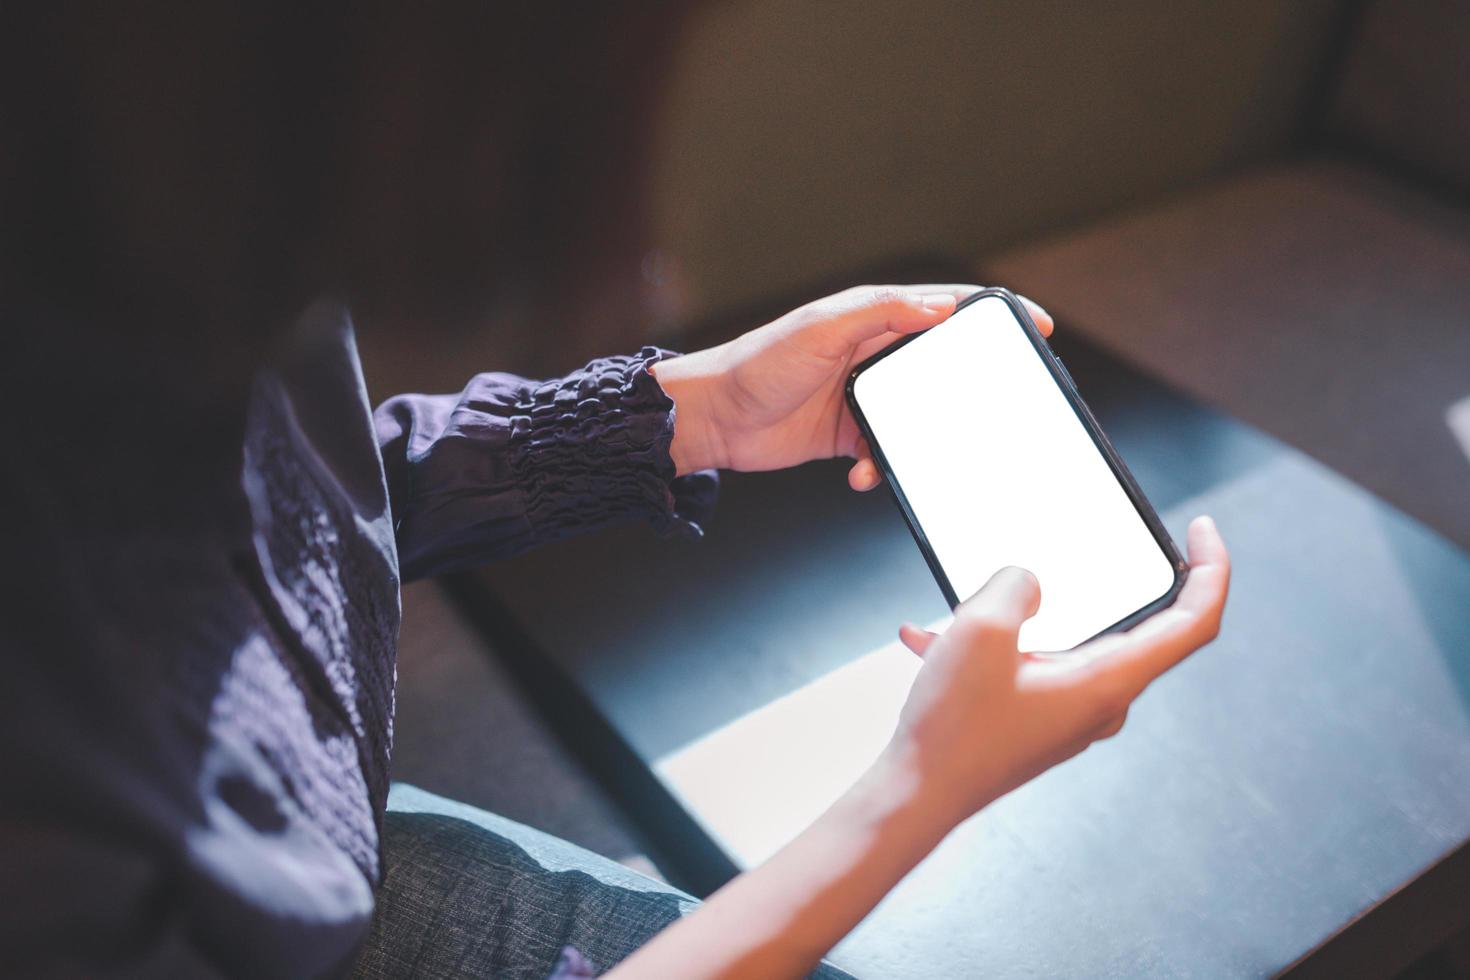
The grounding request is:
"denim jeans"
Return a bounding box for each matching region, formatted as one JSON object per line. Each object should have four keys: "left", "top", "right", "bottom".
{"left": 351, "top": 785, "right": 856, "bottom": 979}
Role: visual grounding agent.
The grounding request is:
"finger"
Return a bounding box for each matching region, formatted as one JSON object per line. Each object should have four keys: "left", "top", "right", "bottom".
{"left": 900, "top": 284, "right": 1053, "bottom": 338}
{"left": 847, "top": 457, "right": 882, "bottom": 492}
{"left": 1081, "top": 516, "right": 1230, "bottom": 695}
{"left": 1018, "top": 295, "right": 1054, "bottom": 338}
{"left": 898, "top": 623, "right": 938, "bottom": 658}
{"left": 902, "top": 283, "right": 983, "bottom": 302}
{"left": 1174, "top": 515, "right": 1231, "bottom": 618}
{"left": 949, "top": 566, "right": 1042, "bottom": 646}
{"left": 846, "top": 437, "right": 883, "bottom": 490}
{"left": 797, "top": 285, "right": 959, "bottom": 354}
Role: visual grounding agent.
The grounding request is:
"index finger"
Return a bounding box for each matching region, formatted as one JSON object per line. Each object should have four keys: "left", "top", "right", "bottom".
{"left": 902, "top": 283, "right": 1054, "bottom": 337}
{"left": 1076, "top": 516, "right": 1230, "bottom": 696}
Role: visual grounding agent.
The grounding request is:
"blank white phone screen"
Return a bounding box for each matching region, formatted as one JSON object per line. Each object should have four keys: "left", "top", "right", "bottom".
{"left": 852, "top": 295, "right": 1178, "bottom": 651}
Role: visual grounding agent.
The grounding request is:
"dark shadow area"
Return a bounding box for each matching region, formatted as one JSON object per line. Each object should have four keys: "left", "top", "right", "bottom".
{"left": 1287, "top": 842, "right": 1470, "bottom": 979}
{"left": 442, "top": 573, "right": 741, "bottom": 897}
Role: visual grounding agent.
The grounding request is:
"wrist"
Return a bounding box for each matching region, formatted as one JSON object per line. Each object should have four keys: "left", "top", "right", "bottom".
{"left": 649, "top": 349, "right": 729, "bottom": 476}
{"left": 839, "top": 741, "right": 969, "bottom": 855}
{"left": 861, "top": 736, "right": 994, "bottom": 840}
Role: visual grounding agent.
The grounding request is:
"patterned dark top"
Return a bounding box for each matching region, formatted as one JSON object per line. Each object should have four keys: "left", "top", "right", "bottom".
{"left": 0, "top": 301, "right": 715, "bottom": 976}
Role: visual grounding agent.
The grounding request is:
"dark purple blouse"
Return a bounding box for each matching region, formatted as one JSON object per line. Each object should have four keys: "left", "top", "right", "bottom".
{"left": 0, "top": 301, "right": 715, "bottom": 976}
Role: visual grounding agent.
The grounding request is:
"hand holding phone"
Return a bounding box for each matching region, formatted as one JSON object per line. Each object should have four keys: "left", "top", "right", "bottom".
{"left": 847, "top": 288, "right": 1187, "bottom": 651}
{"left": 649, "top": 283, "right": 1053, "bottom": 487}
{"left": 890, "top": 514, "right": 1229, "bottom": 825}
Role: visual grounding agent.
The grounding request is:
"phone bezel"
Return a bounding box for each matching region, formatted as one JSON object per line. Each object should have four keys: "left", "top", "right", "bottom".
{"left": 844, "top": 286, "right": 1189, "bottom": 648}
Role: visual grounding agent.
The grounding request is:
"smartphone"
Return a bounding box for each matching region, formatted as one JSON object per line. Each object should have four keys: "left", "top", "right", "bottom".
{"left": 846, "top": 288, "right": 1186, "bottom": 651}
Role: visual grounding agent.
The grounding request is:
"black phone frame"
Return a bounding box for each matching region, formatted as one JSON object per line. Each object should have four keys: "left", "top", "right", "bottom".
{"left": 844, "top": 286, "right": 1189, "bottom": 648}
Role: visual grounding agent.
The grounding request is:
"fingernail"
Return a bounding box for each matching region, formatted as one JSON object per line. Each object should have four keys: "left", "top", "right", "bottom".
{"left": 921, "top": 293, "right": 955, "bottom": 312}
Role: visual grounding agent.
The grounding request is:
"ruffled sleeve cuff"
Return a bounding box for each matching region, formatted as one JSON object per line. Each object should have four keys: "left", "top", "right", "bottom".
{"left": 378, "top": 347, "right": 719, "bottom": 581}
{"left": 512, "top": 346, "right": 717, "bottom": 543}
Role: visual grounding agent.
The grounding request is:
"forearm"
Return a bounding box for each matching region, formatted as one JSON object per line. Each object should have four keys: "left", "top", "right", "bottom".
{"left": 607, "top": 746, "right": 960, "bottom": 979}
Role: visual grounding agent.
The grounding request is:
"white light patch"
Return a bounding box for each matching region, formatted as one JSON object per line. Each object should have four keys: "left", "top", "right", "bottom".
{"left": 654, "top": 628, "right": 938, "bottom": 869}
{"left": 1448, "top": 394, "right": 1470, "bottom": 465}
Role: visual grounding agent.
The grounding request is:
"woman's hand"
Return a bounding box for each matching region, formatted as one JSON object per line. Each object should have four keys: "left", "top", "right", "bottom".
{"left": 651, "top": 284, "right": 1053, "bottom": 491}
{"left": 885, "top": 515, "right": 1231, "bottom": 827}
{"left": 607, "top": 518, "right": 1229, "bottom": 980}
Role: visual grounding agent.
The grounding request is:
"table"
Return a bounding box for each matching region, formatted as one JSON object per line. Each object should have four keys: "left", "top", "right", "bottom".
{"left": 455, "top": 313, "right": 1470, "bottom": 978}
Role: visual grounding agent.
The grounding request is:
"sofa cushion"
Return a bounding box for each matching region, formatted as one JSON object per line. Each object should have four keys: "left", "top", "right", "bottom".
{"left": 1332, "top": 0, "right": 1470, "bottom": 192}
{"left": 986, "top": 159, "right": 1470, "bottom": 549}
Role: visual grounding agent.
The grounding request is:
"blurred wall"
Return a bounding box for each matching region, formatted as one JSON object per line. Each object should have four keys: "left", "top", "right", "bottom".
{"left": 650, "top": 0, "right": 1349, "bottom": 324}
{"left": 359, "top": 1, "right": 1350, "bottom": 395}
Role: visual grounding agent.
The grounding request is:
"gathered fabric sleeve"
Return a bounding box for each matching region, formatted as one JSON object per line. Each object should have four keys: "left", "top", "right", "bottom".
{"left": 374, "top": 346, "right": 718, "bottom": 582}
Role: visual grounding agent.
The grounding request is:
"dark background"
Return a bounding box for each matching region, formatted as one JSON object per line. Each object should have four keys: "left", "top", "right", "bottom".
{"left": 356, "top": 0, "right": 1350, "bottom": 393}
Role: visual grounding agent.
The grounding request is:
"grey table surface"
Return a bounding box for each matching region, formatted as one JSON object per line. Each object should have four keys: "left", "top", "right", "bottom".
{"left": 468, "top": 334, "right": 1470, "bottom": 978}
